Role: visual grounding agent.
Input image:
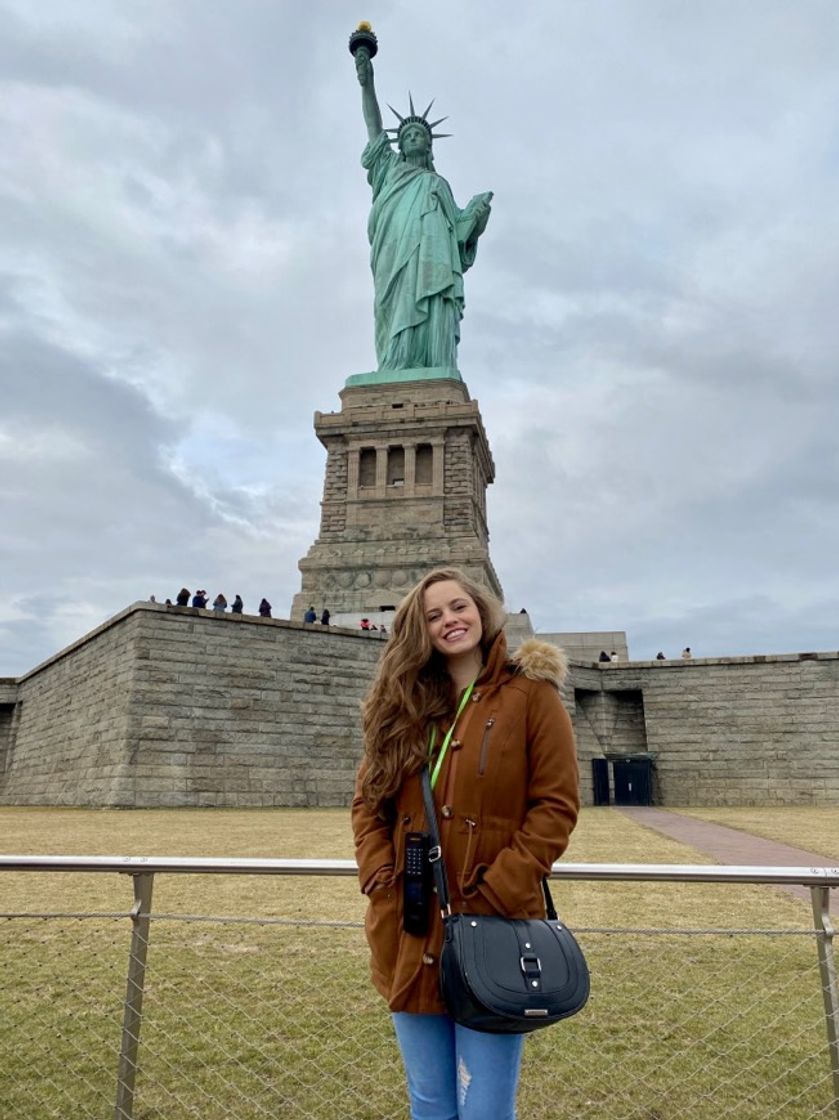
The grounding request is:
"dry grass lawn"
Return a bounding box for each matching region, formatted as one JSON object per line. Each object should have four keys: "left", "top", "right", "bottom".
{"left": 1, "top": 805, "right": 834, "bottom": 1119}
{"left": 0, "top": 804, "right": 817, "bottom": 930}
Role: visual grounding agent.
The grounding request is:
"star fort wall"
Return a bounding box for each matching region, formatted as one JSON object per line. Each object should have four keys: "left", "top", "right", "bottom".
{"left": 1, "top": 602, "right": 837, "bottom": 808}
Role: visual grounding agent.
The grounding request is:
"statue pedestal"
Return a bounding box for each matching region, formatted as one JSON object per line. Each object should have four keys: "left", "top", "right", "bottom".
{"left": 290, "top": 373, "right": 502, "bottom": 623}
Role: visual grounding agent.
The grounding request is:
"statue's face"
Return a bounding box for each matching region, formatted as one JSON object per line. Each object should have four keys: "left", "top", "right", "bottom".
{"left": 400, "top": 123, "right": 430, "bottom": 158}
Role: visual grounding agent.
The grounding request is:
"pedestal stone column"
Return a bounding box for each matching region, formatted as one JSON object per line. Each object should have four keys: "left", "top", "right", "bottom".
{"left": 291, "top": 374, "right": 502, "bottom": 621}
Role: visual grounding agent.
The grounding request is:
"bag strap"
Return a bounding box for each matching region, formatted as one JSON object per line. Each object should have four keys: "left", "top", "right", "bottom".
{"left": 542, "top": 874, "right": 558, "bottom": 921}
{"left": 421, "top": 764, "right": 451, "bottom": 918}
{"left": 420, "top": 765, "right": 557, "bottom": 922}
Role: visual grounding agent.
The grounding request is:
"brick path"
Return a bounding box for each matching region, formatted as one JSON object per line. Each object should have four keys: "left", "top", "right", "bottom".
{"left": 619, "top": 806, "right": 839, "bottom": 905}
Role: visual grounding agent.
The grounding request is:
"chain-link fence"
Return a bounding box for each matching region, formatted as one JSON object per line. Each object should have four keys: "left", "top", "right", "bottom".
{"left": 1, "top": 857, "right": 837, "bottom": 1119}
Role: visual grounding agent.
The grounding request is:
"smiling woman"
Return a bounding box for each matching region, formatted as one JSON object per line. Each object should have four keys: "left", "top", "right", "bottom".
{"left": 352, "top": 567, "right": 579, "bottom": 1119}
{"left": 423, "top": 578, "right": 485, "bottom": 688}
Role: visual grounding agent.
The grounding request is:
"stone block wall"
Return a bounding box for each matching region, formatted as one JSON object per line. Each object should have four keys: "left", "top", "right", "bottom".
{"left": 605, "top": 691, "right": 647, "bottom": 755}
{"left": 595, "top": 653, "right": 839, "bottom": 805}
{"left": 0, "top": 681, "right": 18, "bottom": 778}
{"left": 2, "top": 607, "right": 838, "bottom": 808}
{"left": 1, "top": 612, "right": 143, "bottom": 805}
{"left": 443, "top": 429, "right": 477, "bottom": 535}
{"left": 318, "top": 436, "right": 348, "bottom": 535}
{"left": 562, "top": 667, "right": 599, "bottom": 806}
{"left": 1, "top": 604, "right": 383, "bottom": 808}
{"left": 543, "top": 631, "right": 629, "bottom": 662}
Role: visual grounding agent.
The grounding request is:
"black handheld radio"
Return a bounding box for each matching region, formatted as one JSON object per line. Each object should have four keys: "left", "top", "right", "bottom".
{"left": 403, "top": 832, "right": 433, "bottom": 935}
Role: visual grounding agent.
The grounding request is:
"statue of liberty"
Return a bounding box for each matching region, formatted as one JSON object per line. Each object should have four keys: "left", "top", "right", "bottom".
{"left": 350, "top": 25, "right": 493, "bottom": 375}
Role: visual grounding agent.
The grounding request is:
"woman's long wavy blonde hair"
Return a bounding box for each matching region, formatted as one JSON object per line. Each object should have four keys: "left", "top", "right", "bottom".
{"left": 359, "top": 567, "right": 506, "bottom": 813}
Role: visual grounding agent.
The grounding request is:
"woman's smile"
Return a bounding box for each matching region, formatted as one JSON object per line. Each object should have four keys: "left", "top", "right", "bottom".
{"left": 424, "top": 579, "right": 483, "bottom": 662}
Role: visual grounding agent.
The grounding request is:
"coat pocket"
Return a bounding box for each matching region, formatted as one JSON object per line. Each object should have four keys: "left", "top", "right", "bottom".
{"left": 365, "top": 872, "right": 401, "bottom": 985}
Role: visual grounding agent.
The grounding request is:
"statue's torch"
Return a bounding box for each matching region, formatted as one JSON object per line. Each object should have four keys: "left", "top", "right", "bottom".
{"left": 348, "top": 20, "right": 378, "bottom": 61}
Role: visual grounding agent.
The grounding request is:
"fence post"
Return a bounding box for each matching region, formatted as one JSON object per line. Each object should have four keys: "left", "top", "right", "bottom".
{"left": 811, "top": 885, "right": 839, "bottom": 1119}
{"left": 114, "top": 871, "right": 155, "bottom": 1120}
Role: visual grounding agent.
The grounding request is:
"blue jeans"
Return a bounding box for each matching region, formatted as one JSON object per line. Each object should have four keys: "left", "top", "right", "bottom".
{"left": 392, "top": 1012, "right": 525, "bottom": 1120}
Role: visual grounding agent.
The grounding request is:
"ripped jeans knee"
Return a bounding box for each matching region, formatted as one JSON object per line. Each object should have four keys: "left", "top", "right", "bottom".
{"left": 457, "top": 1055, "right": 473, "bottom": 1109}
{"left": 393, "top": 1012, "right": 524, "bottom": 1120}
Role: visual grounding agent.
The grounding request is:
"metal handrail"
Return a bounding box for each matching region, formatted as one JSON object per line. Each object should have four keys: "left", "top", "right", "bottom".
{"left": 2, "top": 853, "right": 837, "bottom": 1119}
{"left": 1, "top": 853, "right": 839, "bottom": 886}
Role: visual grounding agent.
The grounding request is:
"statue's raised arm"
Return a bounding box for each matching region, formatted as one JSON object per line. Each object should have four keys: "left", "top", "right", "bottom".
{"left": 354, "top": 45, "right": 383, "bottom": 142}
{"left": 348, "top": 23, "right": 493, "bottom": 377}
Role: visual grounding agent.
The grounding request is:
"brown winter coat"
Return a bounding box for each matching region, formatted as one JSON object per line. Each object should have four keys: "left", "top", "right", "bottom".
{"left": 351, "top": 632, "right": 580, "bottom": 1014}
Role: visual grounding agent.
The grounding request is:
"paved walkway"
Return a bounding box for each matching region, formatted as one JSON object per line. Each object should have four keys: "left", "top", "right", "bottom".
{"left": 619, "top": 806, "right": 839, "bottom": 905}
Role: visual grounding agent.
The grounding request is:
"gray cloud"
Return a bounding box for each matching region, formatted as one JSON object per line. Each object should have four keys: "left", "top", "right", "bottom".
{"left": 2, "top": 1, "right": 838, "bottom": 674}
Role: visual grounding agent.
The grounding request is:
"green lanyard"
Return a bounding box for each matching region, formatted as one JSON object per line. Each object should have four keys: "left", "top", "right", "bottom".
{"left": 427, "top": 681, "right": 476, "bottom": 791}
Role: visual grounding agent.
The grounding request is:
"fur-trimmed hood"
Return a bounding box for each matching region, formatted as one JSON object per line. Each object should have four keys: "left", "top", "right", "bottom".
{"left": 508, "top": 638, "right": 568, "bottom": 688}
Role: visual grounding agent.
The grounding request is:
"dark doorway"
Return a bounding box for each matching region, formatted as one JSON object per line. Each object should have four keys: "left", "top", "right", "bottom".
{"left": 592, "top": 758, "right": 610, "bottom": 805}
{"left": 612, "top": 758, "right": 653, "bottom": 806}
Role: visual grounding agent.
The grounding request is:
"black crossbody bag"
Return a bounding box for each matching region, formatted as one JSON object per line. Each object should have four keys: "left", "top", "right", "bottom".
{"left": 420, "top": 766, "right": 590, "bottom": 1034}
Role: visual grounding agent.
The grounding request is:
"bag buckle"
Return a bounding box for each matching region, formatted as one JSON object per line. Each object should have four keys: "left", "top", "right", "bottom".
{"left": 520, "top": 953, "right": 542, "bottom": 980}
{"left": 428, "top": 845, "right": 442, "bottom": 863}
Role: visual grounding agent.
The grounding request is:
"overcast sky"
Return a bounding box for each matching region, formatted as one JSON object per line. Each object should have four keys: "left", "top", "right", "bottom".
{"left": 2, "top": 0, "right": 837, "bottom": 676}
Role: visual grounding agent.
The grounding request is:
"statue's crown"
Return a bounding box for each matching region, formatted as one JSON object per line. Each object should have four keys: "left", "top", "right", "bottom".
{"left": 386, "top": 93, "right": 451, "bottom": 146}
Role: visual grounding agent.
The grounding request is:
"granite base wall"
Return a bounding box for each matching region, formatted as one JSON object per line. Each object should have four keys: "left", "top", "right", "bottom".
{"left": 0, "top": 604, "right": 384, "bottom": 808}
{"left": 1, "top": 607, "right": 837, "bottom": 808}
{"left": 0, "top": 699, "right": 17, "bottom": 778}
{"left": 592, "top": 654, "right": 839, "bottom": 806}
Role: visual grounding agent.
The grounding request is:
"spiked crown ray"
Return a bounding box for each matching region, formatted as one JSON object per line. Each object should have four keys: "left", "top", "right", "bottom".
{"left": 385, "top": 92, "right": 452, "bottom": 145}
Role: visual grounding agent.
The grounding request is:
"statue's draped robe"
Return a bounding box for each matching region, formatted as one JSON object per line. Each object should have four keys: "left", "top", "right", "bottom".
{"left": 362, "top": 132, "right": 480, "bottom": 371}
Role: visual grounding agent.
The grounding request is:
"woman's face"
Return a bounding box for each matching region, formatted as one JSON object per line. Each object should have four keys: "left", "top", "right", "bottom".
{"left": 423, "top": 580, "right": 483, "bottom": 661}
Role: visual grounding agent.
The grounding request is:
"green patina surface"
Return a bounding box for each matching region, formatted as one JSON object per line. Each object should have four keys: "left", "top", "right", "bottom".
{"left": 345, "top": 366, "right": 463, "bottom": 388}
{"left": 352, "top": 33, "right": 492, "bottom": 376}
